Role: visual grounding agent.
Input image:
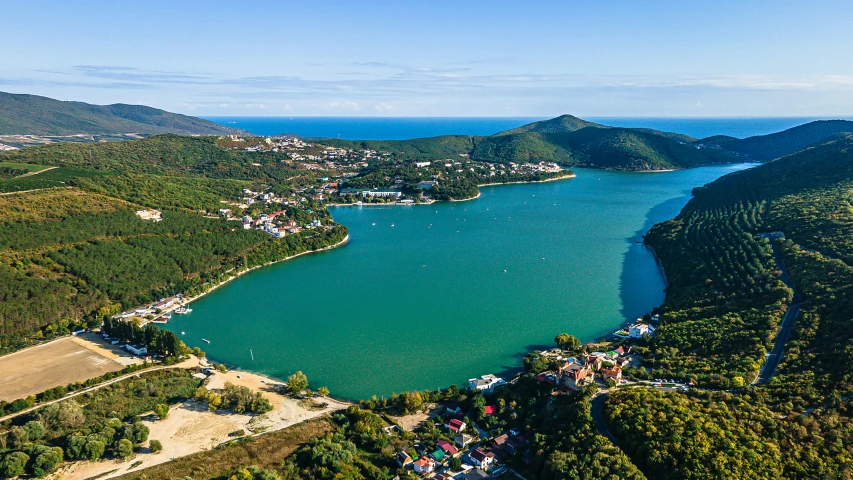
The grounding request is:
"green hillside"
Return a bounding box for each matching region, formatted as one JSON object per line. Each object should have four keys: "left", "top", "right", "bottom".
{"left": 471, "top": 127, "right": 733, "bottom": 170}
{"left": 314, "top": 115, "right": 734, "bottom": 171}
{"left": 0, "top": 92, "right": 245, "bottom": 136}
{"left": 493, "top": 114, "right": 603, "bottom": 135}
{"left": 604, "top": 134, "right": 853, "bottom": 478}
{"left": 696, "top": 119, "right": 853, "bottom": 161}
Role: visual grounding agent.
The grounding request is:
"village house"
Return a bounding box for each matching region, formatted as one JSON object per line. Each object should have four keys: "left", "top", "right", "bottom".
{"left": 468, "top": 448, "right": 496, "bottom": 469}
{"left": 412, "top": 457, "right": 436, "bottom": 474}
{"left": 396, "top": 451, "right": 413, "bottom": 468}
{"left": 602, "top": 365, "right": 623, "bottom": 383}
{"left": 447, "top": 418, "right": 467, "bottom": 433}
{"left": 455, "top": 434, "right": 474, "bottom": 448}
{"left": 585, "top": 354, "right": 604, "bottom": 371}
{"left": 558, "top": 361, "right": 593, "bottom": 390}
{"left": 437, "top": 440, "right": 459, "bottom": 456}
{"left": 490, "top": 434, "right": 517, "bottom": 454}
{"left": 468, "top": 374, "right": 507, "bottom": 393}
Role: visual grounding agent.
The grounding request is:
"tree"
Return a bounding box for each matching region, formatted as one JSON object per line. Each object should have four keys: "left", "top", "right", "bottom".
{"left": 149, "top": 439, "right": 163, "bottom": 453}
{"left": 1, "top": 451, "right": 29, "bottom": 478}
{"left": 555, "top": 333, "right": 581, "bottom": 353}
{"left": 287, "top": 371, "right": 309, "bottom": 394}
{"left": 132, "top": 423, "right": 149, "bottom": 444}
{"left": 153, "top": 403, "right": 169, "bottom": 420}
{"left": 31, "top": 446, "right": 63, "bottom": 477}
{"left": 318, "top": 386, "right": 330, "bottom": 397}
{"left": 23, "top": 420, "right": 45, "bottom": 441}
{"left": 85, "top": 440, "right": 106, "bottom": 461}
{"left": 116, "top": 438, "right": 134, "bottom": 458}
{"left": 450, "top": 457, "right": 463, "bottom": 471}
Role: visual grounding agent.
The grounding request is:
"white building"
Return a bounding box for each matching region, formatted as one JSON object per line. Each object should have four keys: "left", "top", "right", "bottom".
{"left": 126, "top": 344, "right": 148, "bottom": 356}
{"left": 468, "top": 374, "right": 507, "bottom": 392}
{"left": 629, "top": 323, "right": 655, "bottom": 338}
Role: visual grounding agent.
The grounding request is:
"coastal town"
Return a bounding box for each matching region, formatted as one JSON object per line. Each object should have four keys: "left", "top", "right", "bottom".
{"left": 216, "top": 134, "right": 571, "bottom": 208}
{"left": 364, "top": 316, "right": 665, "bottom": 480}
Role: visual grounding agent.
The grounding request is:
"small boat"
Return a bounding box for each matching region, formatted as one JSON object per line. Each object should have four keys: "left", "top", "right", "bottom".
{"left": 181, "top": 331, "right": 185, "bottom": 335}
{"left": 372, "top": 222, "right": 376, "bottom": 226}
{"left": 202, "top": 338, "right": 211, "bottom": 344}
{"left": 175, "top": 307, "right": 192, "bottom": 314}
{"left": 391, "top": 223, "right": 395, "bottom": 227}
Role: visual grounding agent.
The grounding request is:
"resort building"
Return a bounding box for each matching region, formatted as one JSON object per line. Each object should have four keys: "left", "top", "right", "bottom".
{"left": 629, "top": 322, "right": 655, "bottom": 338}
{"left": 468, "top": 374, "right": 507, "bottom": 393}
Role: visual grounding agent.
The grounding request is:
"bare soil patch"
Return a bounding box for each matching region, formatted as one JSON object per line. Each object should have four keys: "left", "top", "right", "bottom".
{"left": 0, "top": 335, "right": 131, "bottom": 402}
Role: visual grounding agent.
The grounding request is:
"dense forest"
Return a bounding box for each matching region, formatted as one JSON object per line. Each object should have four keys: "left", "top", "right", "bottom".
{"left": 601, "top": 134, "right": 853, "bottom": 477}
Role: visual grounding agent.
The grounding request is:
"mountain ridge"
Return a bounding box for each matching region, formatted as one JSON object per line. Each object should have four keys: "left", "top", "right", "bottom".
{"left": 0, "top": 91, "right": 247, "bottom": 136}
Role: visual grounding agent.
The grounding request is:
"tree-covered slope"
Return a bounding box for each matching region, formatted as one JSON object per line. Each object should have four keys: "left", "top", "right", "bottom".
{"left": 0, "top": 92, "right": 245, "bottom": 136}
{"left": 492, "top": 114, "right": 603, "bottom": 135}
{"left": 471, "top": 127, "right": 733, "bottom": 170}
{"left": 696, "top": 119, "right": 853, "bottom": 161}
{"left": 313, "top": 115, "right": 734, "bottom": 171}
{"left": 604, "top": 134, "right": 853, "bottom": 479}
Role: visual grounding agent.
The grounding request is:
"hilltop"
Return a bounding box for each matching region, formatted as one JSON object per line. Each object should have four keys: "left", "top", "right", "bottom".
{"left": 695, "top": 119, "right": 853, "bottom": 161}
{"left": 0, "top": 92, "right": 246, "bottom": 136}
{"left": 317, "top": 115, "right": 735, "bottom": 171}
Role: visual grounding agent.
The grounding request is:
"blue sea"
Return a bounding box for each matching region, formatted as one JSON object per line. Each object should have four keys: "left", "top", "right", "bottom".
{"left": 203, "top": 116, "right": 853, "bottom": 140}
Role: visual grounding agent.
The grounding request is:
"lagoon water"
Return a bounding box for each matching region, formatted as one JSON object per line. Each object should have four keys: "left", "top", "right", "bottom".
{"left": 165, "top": 164, "right": 753, "bottom": 400}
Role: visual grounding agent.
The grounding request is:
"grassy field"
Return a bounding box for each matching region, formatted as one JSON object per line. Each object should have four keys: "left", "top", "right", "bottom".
{"left": 0, "top": 335, "right": 125, "bottom": 402}
{"left": 115, "top": 418, "right": 334, "bottom": 480}
{"left": 0, "top": 161, "right": 51, "bottom": 173}
{"left": 0, "top": 166, "right": 113, "bottom": 193}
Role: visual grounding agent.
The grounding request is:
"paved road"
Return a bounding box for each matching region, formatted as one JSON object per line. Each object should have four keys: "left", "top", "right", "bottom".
{"left": 590, "top": 394, "right": 619, "bottom": 445}
{"left": 753, "top": 240, "right": 801, "bottom": 385}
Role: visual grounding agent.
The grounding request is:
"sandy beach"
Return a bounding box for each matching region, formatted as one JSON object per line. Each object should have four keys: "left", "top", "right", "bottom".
{"left": 50, "top": 367, "right": 350, "bottom": 480}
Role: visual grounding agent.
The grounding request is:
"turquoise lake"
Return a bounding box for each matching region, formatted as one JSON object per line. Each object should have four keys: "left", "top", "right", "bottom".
{"left": 165, "top": 164, "right": 752, "bottom": 400}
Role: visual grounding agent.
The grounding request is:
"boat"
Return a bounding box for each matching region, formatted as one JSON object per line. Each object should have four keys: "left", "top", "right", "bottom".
{"left": 175, "top": 307, "right": 192, "bottom": 314}
{"left": 202, "top": 338, "right": 211, "bottom": 344}
{"left": 181, "top": 331, "right": 185, "bottom": 335}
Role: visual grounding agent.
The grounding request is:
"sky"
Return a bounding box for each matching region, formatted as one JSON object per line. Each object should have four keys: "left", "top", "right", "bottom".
{"left": 3, "top": 1, "right": 853, "bottom": 117}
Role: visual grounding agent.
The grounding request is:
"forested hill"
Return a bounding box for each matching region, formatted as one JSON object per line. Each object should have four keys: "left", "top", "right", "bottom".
{"left": 0, "top": 92, "right": 245, "bottom": 136}
{"left": 492, "top": 114, "right": 603, "bottom": 135}
{"left": 318, "top": 114, "right": 735, "bottom": 171}
{"left": 696, "top": 119, "right": 853, "bottom": 161}
{"left": 603, "top": 134, "right": 853, "bottom": 478}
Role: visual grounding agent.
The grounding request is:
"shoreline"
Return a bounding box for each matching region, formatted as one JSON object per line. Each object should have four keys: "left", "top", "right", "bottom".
{"left": 328, "top": 172, "right": 577, "bottom": 207}
{"left": 476, "top": 171, "right": 576, "bottom": 188}
{"left": 182, "top": 233, "right": 350, "bottom": 308}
